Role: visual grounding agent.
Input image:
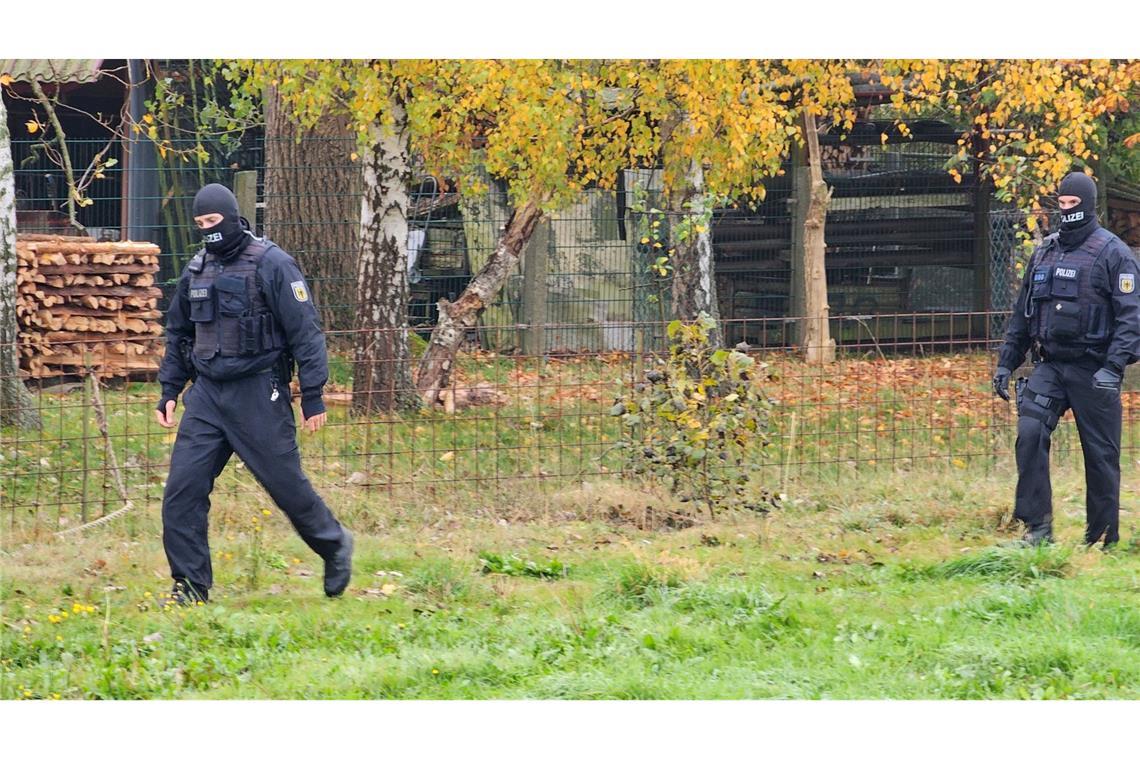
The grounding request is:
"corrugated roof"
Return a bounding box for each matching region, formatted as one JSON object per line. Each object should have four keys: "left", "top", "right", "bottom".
{"left": 0, "top": 59, "right": 103, "bottom": 84}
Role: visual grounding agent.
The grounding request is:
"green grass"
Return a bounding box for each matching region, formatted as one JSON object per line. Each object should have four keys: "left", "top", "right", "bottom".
{"left": 3, "top": 465, "right": 1140, "bottom": 700}
{"left": 4, "top": 352, "right": 1139, "bottom": 698}
{"left": 925, "top": 545, "right": 1073, "bottom": 581}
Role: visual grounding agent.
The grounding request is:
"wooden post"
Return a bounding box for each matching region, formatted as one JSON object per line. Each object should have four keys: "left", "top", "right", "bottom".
{"left": 797, "top": 110, "right": 836, "bottom": 364}
{"left": 521, "top": 216, "right": 550, "bottom": 356}
{"left": 233, "top": 170, "right": 258, "bottom": 233}
{"left": 973, "top": 180, "right": 992, "bottom": 314}
{"left": 789, "top": 139, "right": 807, "bottom": 347}
{"left": 1096, "top": 163, "right": 1111, "bottom": 228}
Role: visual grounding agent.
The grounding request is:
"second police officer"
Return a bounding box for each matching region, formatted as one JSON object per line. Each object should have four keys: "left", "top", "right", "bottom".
{"left": 154, "top": 183, "right": 353, "bottom": 604}
{"left": 993, "top": 171, "right": 1140, "bottom": 548}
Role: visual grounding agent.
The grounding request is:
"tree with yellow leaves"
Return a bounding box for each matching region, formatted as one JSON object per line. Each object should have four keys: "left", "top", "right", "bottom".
{"left": 227, "top": 60, "right": 662, "bottom": 407}
{"left": 227, "top": 60, "right": 425, "bottom": 413}
{"left": 879, "top": 59, "right": 1140, "bottom": 217}
{"left": 633, "top": 60, "right": 859, "bottom": 358}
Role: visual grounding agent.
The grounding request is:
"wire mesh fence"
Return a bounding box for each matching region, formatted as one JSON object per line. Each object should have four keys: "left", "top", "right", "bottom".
{"left": 8, "top": 136, "right": 1010, "bottom": 353}
{"left": 4, "top": 317, "right": 1139, "bottom": 536}
{"left": 7, "top": 132, "right": 1138, "bottom": 536}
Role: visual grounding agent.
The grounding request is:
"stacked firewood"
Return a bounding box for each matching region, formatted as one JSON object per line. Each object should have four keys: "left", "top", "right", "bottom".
{"left": 15, "top": 234, "right": 165, "bottom": 379}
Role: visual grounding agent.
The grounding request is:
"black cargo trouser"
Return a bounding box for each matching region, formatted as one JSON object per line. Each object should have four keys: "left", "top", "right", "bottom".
{"left": 161, "top": 370, "right": 346, "bottom": 592}
{"left": 1015, "top": 357, "right": 1122, "bottom": 545}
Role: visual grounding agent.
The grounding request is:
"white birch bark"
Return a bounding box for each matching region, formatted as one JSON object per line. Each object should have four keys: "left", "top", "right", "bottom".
{"left": 416, "top": 200, "right": 544, "bottom": 404}
{"left": 351, "top": 104, "right": 419, "bottom": 414}
{"left": 1, "top": 93, "right": 41, "bottom": 429}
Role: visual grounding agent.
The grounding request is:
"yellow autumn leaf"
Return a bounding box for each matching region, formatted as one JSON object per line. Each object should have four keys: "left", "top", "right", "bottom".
{"left": 0, "top": 73, "right": 11, "bottom": 86}
{"left": 439, "top": 451, "right": 454, "bottom": 462}
{"left": 25, "top": 120, "right": 39, "bottom": 135}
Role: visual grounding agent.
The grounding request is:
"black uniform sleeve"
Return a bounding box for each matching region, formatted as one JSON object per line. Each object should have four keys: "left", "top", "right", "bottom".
{"left": 260, "top": 247, "right": 329, "bottom": 418}
{"left": 156, "top": 266, "right": 195, "bottom": 402}
{"left": 997, "top": 252, "right": 1037, "bottom": 372}
{"left": 1102, "top": 243, "right": 1140, "bottom": 374}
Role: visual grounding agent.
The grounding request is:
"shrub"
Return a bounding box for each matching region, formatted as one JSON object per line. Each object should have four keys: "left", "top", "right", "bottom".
{"left": 611, "top": 313, "right": 773, "bottom": 515}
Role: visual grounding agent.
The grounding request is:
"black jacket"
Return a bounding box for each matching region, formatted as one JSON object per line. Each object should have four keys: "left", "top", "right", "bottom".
{"left": 157, "top": 234, "right": 329, "bottom": 418}
{"left": 999, "top": 227, "right": 1140, "bottom": 374}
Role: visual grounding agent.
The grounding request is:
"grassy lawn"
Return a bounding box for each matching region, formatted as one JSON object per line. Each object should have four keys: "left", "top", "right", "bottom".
{"left": 3, "top": 465, "right": 1139, "bottom": 699}
{"left": 4, "top": 352, "right": 1139, "bottom": 699}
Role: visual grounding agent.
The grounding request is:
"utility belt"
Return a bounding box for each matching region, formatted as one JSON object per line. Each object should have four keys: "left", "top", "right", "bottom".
{"left": 1030, "top": 340, "right": 1106, "bottom": 366}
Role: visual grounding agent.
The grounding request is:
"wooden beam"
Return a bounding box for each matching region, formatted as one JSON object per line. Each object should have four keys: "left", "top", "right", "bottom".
{"left": 234, "top": 170, "right": 258, "bottom": 233}
{"left": 520, "top": 217, "right": 550, "bottom": 356}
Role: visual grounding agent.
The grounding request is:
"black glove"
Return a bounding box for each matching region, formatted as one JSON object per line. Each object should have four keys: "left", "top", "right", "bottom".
{"left": 992, "top": 367, "right": 1012, "bottom": 401}
{"left": 1093, "top": 367, "right": 1122, "bottom": 392}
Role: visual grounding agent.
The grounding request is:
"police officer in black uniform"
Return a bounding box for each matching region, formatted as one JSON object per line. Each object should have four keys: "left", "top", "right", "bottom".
{"left": 993, "top": 171, "right": 1140, "bottom": 547}
{"left": 155, "top": 183, "right": 353, "bottom": 603}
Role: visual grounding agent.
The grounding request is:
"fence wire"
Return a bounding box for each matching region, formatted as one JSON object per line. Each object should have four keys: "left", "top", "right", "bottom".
{"left": 4, "top": 318, "right": 1138, "bottom": 536}
{"left": 6, "top": 134, "right": 1139, "bottom": 536}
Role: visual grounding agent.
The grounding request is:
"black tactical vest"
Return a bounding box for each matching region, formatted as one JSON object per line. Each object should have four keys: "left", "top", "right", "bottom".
{"left": 187, "top": 237, "right": 287, "bottom": 360}
{"left": 1025, "top": 227, "right": 1115, "bottom": 358}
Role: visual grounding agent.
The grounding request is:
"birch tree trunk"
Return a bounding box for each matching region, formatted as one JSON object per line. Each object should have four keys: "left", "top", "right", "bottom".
{"left": 264, "top": 86, "right": 361, "bottom": 334}
{"left": 351, "top": 108, "right": 419, "bottom": 415}
{"left": 799, "top": 110, "right": 836, "bottom": 364}
{"left": 416, "top": 200, "right": 544, "bottom": 404}
{"left": 669, "top": 158, "right": 721, "bottom": 337}
{"left": 1, "top": 95, "right": 42, "bottom": 429}
{"left": 664, "top": 115, "right": 721, "bottom": 346}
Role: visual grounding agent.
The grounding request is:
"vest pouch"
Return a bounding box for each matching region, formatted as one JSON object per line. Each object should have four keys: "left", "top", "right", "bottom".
{"left": 259, "top": 313, "right": 284, "bottom": 352}
{"left": 1048, "top": 300, "right": 1083, "bottom": 341}
{"left": 1085, "top": 304, "right": 1108, "bottom": 342}
{"left": 216, "top": 275, "right": 249, "bottom": 316}
{"left": 1031, "top": 266, "right": 1051, "bottom": 300}
{"left": 238, "top": 315, "right": 262, "bottom": 355}
{"left": 1050, "top": 266, "right": 1080, "bottom": 299}
{"left": 188, "top": 285, "right": 215, "bottom": 323}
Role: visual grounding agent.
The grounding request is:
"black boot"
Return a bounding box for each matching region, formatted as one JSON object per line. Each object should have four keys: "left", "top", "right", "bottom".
{"left": 167, "top": 579, "right": 209, "bottom": 607}
{"left": 1020, "top": 522, "right": 1054, "bottom": 547}
{"left": 324, "top": 529, "right": 354, "bottom": 598}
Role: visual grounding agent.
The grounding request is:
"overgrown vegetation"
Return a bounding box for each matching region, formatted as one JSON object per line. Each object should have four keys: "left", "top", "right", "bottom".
{"left": 612, "top": 315, "right": 774, "bottom": 515}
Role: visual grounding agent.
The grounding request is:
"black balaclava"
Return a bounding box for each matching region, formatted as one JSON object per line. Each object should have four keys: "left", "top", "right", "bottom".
{"left": 192, "top": 183, "right": 249, "bottom": 259}
{"left": 1057, "top": 171, "right": 1100, "bottom": 250}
